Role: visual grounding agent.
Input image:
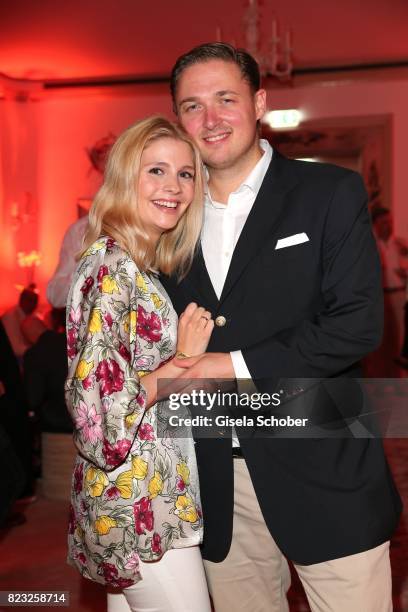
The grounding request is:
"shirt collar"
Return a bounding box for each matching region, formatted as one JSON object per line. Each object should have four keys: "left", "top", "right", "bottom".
{"left": 204, "top": 139, "right": 273, "bottom": 205}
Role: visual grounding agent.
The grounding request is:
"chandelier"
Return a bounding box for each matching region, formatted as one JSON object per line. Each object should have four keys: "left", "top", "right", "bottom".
{"left": 243, "top": 0, "right": 293, "bottom": 81}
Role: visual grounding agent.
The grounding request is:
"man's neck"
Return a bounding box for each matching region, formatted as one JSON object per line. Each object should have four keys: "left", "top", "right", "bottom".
{"left": 207, "top": 142, "right": 264, "bottom": 204}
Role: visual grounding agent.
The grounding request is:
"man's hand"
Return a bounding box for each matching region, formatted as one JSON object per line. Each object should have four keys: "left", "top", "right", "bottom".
{"left": 173, "top": 352, "right": 235, "bottom": 379}
{"left": 160, "top": 352, "right": 236, "bottom": 397}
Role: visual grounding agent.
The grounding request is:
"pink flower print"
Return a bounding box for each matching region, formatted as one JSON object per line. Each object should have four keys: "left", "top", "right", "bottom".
{"left": 134, "top": 354, "right": 154, "bottom": 370}
{"left": 77, "top": 553, "right": 86, "bottom": 565}
{"left": 98, "top": 562, "right": 118, "bottom": 584}
{"left": 138, "top": 423, "right": 155, "bottom": 441}
{"left": 97, "top": 265, "right": 109, "bottom": 290}
{"left": 75, "top": 401, "right": 103, "bottom": 444}
{"left": 80, "top": 276, "right": 94, "bottom": 296}
{"left": 82, "top": 373, "right": 95, "bottom": 391}
{"left": 69, "top": 305, "right": 82, "bottom": 325}
{"left": 95, "top": 358, "right": 125, "bottom": 397}
{"left": 118, "top": 342, "right": 131, "bottom": 363}
{"left": 176, "top": 476, "right": 186, "bottom": 493}
{"left": 98, "top": 562, "right": 135, "bottom": 587}
{"left": 101, "top": 396, "right": 113, "bottom": 414}
{"left": 124, "top": 552, "right": 140, "bottom": 571}
{"left": 73, "top": 462, "right": 84, "bottom": 495}
{"left": 133, "top": 497, "right": 154, "bottom": 535}
{"left": 115, "top": 578, "right": 135, "bottom": 588}
{"left": 105, "top": 486, "right": 121, "bottom": 501}
{"left": 137, "top": 305, "right": 162, "bottom": 343}
{"left": 151, "top": 532, "right": 162, "bottom": 555}
{"left": 103, "top": 312, "right": 113, "bottom": 329}
{"left": 102, "top": 438, "right": 132, "bottom": 467}
{"left": 68, "top": 504, "right": 77, "bottom": 535}
{"left": 106, "top": 237, "right": 115, "bottom": 250}
{"left": 67, "top": 327, "right": 78, "bottom": 360}
{"left": 136, "top": 393, "right": 145, "bottom": 408}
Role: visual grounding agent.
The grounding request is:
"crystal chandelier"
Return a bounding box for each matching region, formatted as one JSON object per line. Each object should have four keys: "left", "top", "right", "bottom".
{"left": 243, "top": 0, "right": 293, "bottom": 80}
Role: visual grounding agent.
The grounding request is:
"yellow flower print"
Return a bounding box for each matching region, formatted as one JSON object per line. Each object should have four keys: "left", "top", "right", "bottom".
{"left": 131, "top": 456, "right": 148, "bottom": 480}
{"left": 176, "top": 462, "right": 190, "bottom": 486}
{"left": 125, "top": 412, "right": 138, "bottom": 429}
{"left": 85, "top": 467, "right": 109, "bottom": 497}
{"left": 174, "top": 495, "right": 198, "bottom": 523}
{"left": 148, "top": 471, "right": 164, "bottom": 499}
{"left": 137, "top": 371, "right": 148, "bottom": 378}
{"left": 75, "top": 359, "right": 94, "bottom": 381}
{"left": 135, "top": 272, "right": 148, "bottom": 293}
{"left": 101, "top": 275, "right": 119, "bottom": 294}
{"left": 82, "top": 241, "right": 105, "bottom": 258}
{"left": 150, "top": 293, "right": 163, "bottom": 309}
{"left": 115, "top": 470, "right": 133, "bottom": 499}
{"left": 94, "top": 515, "right": 117, "bottom": 535}
{"left": 88, "top": 308, "right": 102, "bottom": 334}
{"left": 124, "top": 311, "right": 137, "bottom": 340}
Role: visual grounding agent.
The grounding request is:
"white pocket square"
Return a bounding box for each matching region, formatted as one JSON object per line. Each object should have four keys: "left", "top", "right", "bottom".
{"left": 275, "top": 232, "right": 309, "bottom": 250}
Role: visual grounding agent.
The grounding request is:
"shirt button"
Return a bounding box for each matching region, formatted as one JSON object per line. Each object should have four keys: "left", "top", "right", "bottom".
{"left": 215, "top": 315, "right": 227, "bottom": 327}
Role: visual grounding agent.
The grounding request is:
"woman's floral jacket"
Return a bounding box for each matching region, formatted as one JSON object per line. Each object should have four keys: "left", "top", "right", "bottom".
{"left": 65, "top": 236, "right": 203, "bottom": 587}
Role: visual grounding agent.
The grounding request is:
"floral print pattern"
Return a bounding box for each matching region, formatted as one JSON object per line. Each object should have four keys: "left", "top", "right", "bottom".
{"left": 65, "top": 236, "right": 202, "bottom": 587}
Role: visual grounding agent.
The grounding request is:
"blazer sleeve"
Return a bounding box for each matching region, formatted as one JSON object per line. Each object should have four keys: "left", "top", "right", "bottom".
{"left": 65, "top": 245, "right": 147, "bottom": 471}
{"left": 242, "top": 172, "right": 383, "bottom": 380}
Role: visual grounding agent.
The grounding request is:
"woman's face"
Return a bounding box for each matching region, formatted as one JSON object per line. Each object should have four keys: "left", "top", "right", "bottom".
{"left": 137, "top": 137, "right": 196, "bottom": 242}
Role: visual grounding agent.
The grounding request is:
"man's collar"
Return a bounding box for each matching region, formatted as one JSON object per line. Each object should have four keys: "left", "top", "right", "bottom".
{"left": 204, "top": 139, "right": 273, "bottom": 204}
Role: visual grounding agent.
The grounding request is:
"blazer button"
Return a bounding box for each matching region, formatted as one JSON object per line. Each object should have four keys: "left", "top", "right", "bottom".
{"left": 215, "top": 315, "right": 227, "bottom": 327}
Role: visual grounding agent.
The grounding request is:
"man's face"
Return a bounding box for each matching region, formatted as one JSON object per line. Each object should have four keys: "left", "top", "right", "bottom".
{"left": 175, "top": 59, "right": 266, "bottom": 171}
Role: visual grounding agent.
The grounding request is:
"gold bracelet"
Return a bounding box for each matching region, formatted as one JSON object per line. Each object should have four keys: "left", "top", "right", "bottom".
{"left": 175, "top": 351, "right": 191, "bottom": 359}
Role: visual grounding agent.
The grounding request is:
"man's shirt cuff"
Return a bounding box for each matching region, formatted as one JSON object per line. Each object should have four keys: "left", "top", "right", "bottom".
{"left": 230, "top": 350, "right": 252, "bottom": 379}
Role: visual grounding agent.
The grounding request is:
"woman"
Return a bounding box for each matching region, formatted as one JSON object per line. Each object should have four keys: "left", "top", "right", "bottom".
{"left": 65, "top": 116, "right": 213, "bottom": 612}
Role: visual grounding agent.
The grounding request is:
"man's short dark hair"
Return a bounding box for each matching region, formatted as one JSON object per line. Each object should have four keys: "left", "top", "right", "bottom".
{"left": 170, "top": 42, "right": 261, "bottom": 112}
{"left": 19, "top": 285, "right": 38, "bottom": 316}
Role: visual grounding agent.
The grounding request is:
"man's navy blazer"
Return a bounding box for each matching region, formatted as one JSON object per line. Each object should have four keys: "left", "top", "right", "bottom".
{"left": 162, "top": 151, "right": 402, "bottom": 565}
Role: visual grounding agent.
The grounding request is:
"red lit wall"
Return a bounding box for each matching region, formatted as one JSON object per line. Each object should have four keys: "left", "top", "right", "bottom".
{"left": 1, "top": 77, "right": 408, "bottom": 312}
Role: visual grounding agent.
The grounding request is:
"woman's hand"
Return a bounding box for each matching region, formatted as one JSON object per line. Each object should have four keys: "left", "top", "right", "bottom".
{"left": 142, "top": 303, "right": 214, "bottom": 407}
{"left": 176, "top": 302, "right": 214, "bottom": 357}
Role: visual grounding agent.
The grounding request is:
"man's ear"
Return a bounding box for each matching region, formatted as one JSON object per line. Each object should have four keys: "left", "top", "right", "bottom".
{"left": 254, "top": 89, "right": 267, "bottom": 121}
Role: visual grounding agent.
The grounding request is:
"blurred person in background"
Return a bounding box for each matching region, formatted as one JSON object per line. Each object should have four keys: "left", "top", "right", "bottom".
{"left": 23, "top": 308, "right": 72, "bottom": 434}
{"left": 1, "top": 284, "right": 39, "bottom": 363}
{"left": 47, "top": 134, "right": 116, "bottom": 308}
{"left": 371, "top": 207, "right": 408, "bottom": 376}
{"left": 0, "top": 319, "right": 32, "bottom": 523}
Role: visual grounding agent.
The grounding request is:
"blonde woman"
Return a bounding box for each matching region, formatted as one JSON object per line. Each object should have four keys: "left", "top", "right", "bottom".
{"left": 65, "top": 117, "right": 213, "bottom": 612}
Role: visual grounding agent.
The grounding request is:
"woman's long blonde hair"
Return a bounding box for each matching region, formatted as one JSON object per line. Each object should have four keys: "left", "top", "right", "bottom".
{"left": 82, "top": 116, "right": 204, "bottom": 279}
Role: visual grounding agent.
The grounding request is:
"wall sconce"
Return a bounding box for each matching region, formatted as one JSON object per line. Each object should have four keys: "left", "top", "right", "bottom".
{"left": 10, "top": 191, "right": 37, "bottom": 232}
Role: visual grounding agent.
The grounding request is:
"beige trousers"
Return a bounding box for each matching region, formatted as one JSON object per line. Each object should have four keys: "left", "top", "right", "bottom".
{"left": 204, "top": 459, "right": 392, "bottom": 612}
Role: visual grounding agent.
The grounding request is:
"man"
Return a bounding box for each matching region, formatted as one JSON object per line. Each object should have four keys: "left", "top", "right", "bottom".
{"left": 47, "top": 133, "right": 115, "bottom": 308}
{"left": 369, "top": 207, "right": 408, "bottom": 376}
{"left": 46, "top": 214, "right": 88, "bottom": 308}
{"left": 1, "top": 284, "right": 39, "bottom": 360}
{"left": 162, "top": 43, "right": 401, "bottom": 612}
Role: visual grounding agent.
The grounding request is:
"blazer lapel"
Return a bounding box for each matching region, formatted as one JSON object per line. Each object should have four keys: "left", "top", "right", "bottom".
{"left": 185, "top": 245, "right": 220, "bottom": 310}
{"left": 219, "top": 152, "right": 300, "bottom": 304}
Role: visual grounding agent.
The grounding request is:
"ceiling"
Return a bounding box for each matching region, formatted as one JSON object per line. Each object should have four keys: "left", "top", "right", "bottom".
{"left": 1, "top": 0, "right": 408, "bottom": 82}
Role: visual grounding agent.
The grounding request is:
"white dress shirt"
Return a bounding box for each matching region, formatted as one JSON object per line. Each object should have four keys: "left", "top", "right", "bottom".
{"left": 201, "top": 139, "right": 273, "bottom": 379}
{"left": 47, "top": 215, "right": 89, "bottom": 308}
